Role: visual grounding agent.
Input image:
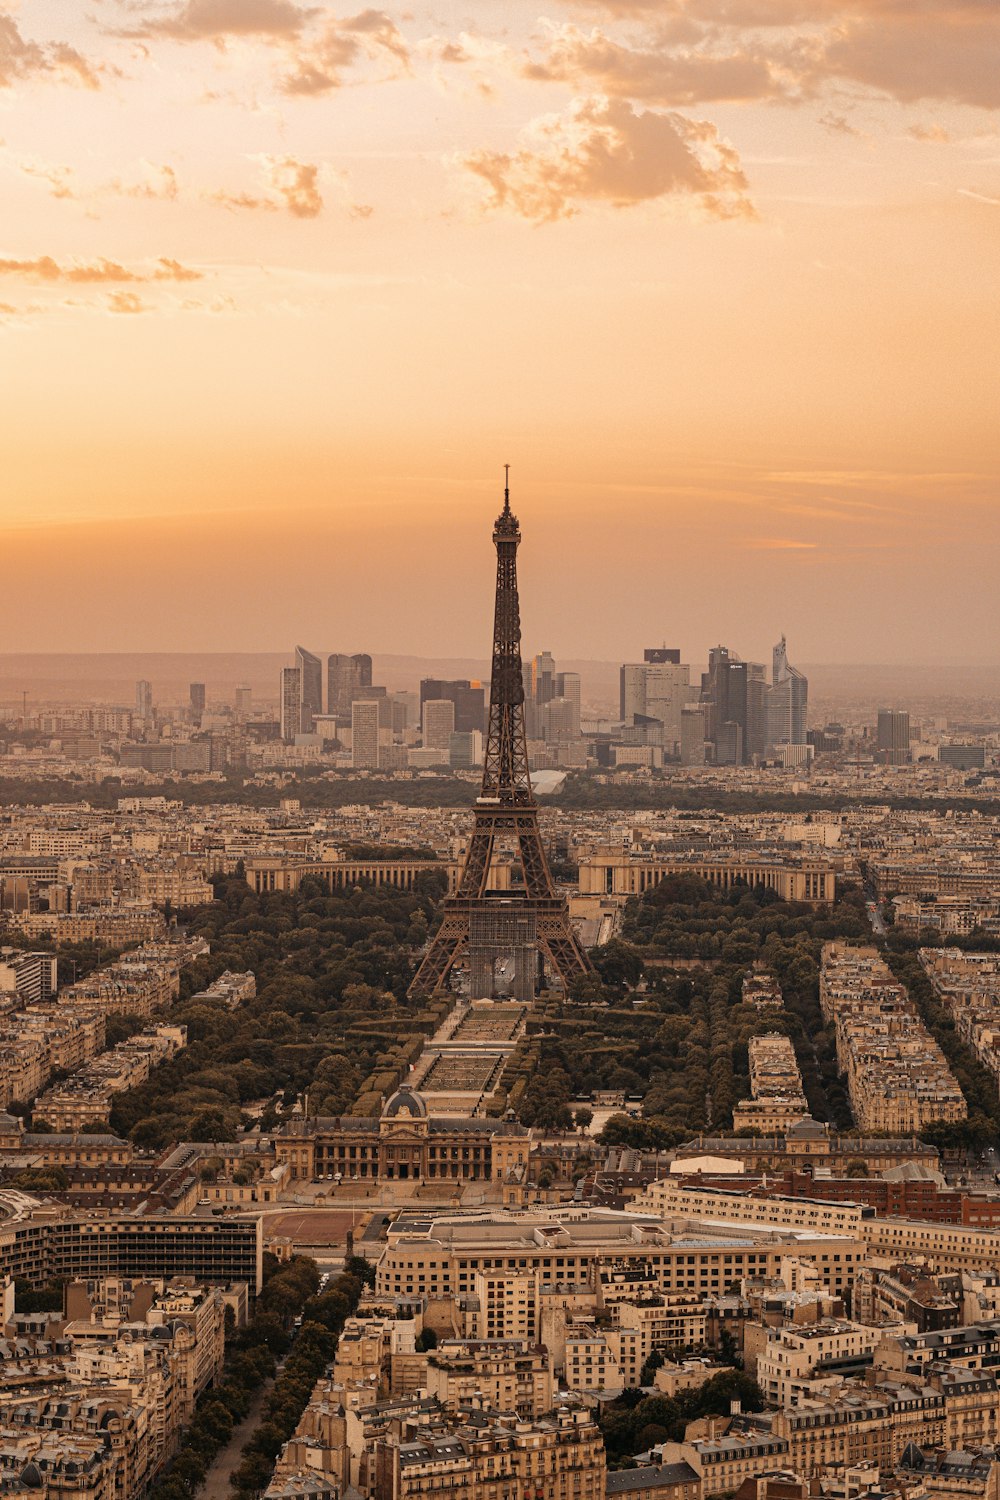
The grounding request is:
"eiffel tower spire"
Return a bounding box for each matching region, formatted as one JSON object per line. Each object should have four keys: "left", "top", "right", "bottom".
{"left": 407, "top": 471, "right": 593, "bottom": 1000}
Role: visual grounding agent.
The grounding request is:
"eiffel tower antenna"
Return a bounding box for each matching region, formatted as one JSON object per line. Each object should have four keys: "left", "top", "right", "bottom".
{"left": 407, "top": 471, "right": 593, "bottom": 1000}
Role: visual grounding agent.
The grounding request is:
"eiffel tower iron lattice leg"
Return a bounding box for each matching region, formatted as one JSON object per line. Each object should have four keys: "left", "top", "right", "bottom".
{"left": 408, "top": 473, "right": 594, "bottom": 1001}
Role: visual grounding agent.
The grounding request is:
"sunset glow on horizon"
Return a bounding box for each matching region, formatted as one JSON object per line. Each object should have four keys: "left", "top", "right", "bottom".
{"left": 2, "top": 0, "right": 998, "bottom": 662}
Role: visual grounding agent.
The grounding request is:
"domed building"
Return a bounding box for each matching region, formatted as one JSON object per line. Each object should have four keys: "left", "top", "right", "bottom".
{"left": 275, "top": 1086, "right": 529, "bottom": 1186}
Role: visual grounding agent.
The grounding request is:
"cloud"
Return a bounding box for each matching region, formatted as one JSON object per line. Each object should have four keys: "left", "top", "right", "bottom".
{"left": 210, "top": 155, "right": 374, "bottom": 218}
{"left": 19, "top": 159, "right": 180, "bottom": 204}
{"left": 418, "top": 31, "right": 510, "bottom": 99}
{"left": 115, "top": 163, "right": 181, "bottom": 200}
{"left": 0, "top": 12, "right": 100, "bottom": 89}
{"left": 958, "top": 186, "right": 1000, "bottom": 204}
{"left": 819, "top": 111, "right": 864, "bottom": 136}
{"left": 264, "top": 155, "right": 322, "bottom": 216}
{"left": 211, "top": 154, "right": 324, "bottom": 216}
{"left": 121, "top": 0, "right": 313, "bottom": 42}
{"left": 0, "top": 255, "right": 202, "bottom": 283}
{"left": 107, "top": 291, "right": 149, "bottom": 313}
{"left": 563, "top": 1, "right": 1000, "bottom": 111}
{"left": 819, "top": 8, "right": 1000, "bottom": 110}
{"left": 460, "top": 95, "right": 754, "bottom": 223}
{"left": 20, "top": 162, "right": 77, "bottom": 199}
{"left": 907, "top": 122, "right": 952, "bottom": 142}
{"left": 154, "top": 257, "right": 202, "bottom": 280}
{"left": 523, "top": 24, "right": 783, "bottom": 106}
{"left": 281, "top": 10, "right": 409, "bottom": 95}
{"left": 111, "top": 0, "right": 409, "bottom": 98}
{"left": 744, "top": 537, "right": 819, "bottom": 549}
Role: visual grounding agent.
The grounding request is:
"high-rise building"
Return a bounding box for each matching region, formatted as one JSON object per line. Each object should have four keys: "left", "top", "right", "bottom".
{"left": 423, "top": 698, "right": 456, "bottom": 757}
{"left": 355, "top": 685, "right": 392, "bottom": 728}
{"left": 620, "top": 652, "right": 694, "bottom": 753}
{"left": 701, "top": 648, "right": 766, "bottom": 765}
{"left": 352, "top": 699, "right": 380, "bottom": 770}
{"left": 541, "top": 697, "right": 574, "bottom": 745}
{"left": 554, "top": 672, "right": 581, "bottom": 739}
{"left": 234, "top": 684, "right": 252, "bottom": 721}
{"left": 295, "top": 647, "right": 323, "bottom": 732}
{"left": 328, "top": 653, "right": 372, "bottom": 716}
{"left": 419, "top": 679, "right": 486, "bottom": 735}
{"left": 189, "top": 682, "right": 206, "bottom": 723}
{"left": 279, "top": 667, "right": 300, "bottom": 743}
{"left": 681, "top": 704, "right": 707, "bottom": 765}
{"left": 449, "top": 730, "right": 483, "bottom": 769}
{"left": 135, "top": 680, "right": 153, "bottom": 719}
{"left": 877, "top": 709, "right": 911, "bottom": 766}
{"left": 767, "top": 635, "right": 808, "bottom": 751}
{"left": 531, "top": 652, "right": 556, "bottom": 707}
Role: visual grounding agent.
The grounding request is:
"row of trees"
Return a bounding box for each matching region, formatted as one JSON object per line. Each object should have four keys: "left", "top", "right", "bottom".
{"left": 144, "top": 1252, "right": 350, "bottom": 1500}
{"left": 229, "top": 1260, "right": 372, "bottom": 1498}
{"left": 554, "top": 771, "right": 1000, "bottom": 819}
{"left": 0, "top": 771, "right": 480, "bottom": 810}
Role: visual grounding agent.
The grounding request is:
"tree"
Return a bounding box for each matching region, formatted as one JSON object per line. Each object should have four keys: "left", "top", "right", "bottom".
{"left": 574, "top": 1107, "right": 594, "bottom": 1131}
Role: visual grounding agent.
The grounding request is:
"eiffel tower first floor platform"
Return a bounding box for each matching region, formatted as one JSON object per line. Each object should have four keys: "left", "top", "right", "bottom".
{"left": 407, "top": 893, "right": 591, "bottom": 1000}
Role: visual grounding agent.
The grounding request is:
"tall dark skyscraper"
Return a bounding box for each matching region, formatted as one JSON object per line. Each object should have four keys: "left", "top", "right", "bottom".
{"left": 189, "top": 682, "right": 206, "bottom": 723}
{"left": 701, "top": 647, "right": 766, "bottom": 765}
{"left": 877, "top": 708, "right": 911, "bottom": 766}
{"left": 328, "top": 653, "right": 373, "bottom": 716}
{"left": 420, "top": 679, "right": 486, "bottom": 736}
{"left": 295, "top": 647, "right": 323, "bottom": 732}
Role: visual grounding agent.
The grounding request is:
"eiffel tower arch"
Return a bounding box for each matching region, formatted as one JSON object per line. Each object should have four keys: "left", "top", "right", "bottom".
{"left": 407, "top": 472, "right": 593, "bottom": 1001}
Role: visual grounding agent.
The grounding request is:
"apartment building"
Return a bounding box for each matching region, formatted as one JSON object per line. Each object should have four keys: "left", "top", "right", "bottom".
{"left": 8, "top": 910, "right": 167, "bottom": 945}
{"left": 33, "top": 1024, "right": 186, "bottom": 1130}
{"left": 371, "top": 1405, "right": 606, "bottom": 1500}
{"left": 375, "top": 1209, "right": 867, "bottom": 1304}
{"left": 188, "top": 969, "right": 257, "bottom": 1009}
{"left": 640, "top": 1181, "right": 867, "bottom": 1238}
{"left": 748, "top": 1318, "right": 889, "bottom": 1406}
{"left": 921, "top": 949, "right": 1000, "bottom": 1092}
{"left": 423, "top": 1341, "right": 555, "bottom": 1418}
{"left": 732, "top": 1034, "right": 809, "bottom": 1133}
{"left": 0, "top": 949, "right": 58, "bottom": 1003}
{"left": 820, "top": 944, "right": 967, "bottom": 1134}
{"left": 1, "top": 1279, "right": 227, "bottom": 1500}
{"left": 662, "top": 1366, "right": 999, "bottom": 1494}
{"left": 0, "top": 1192, "right": 264, "bottom": 1293}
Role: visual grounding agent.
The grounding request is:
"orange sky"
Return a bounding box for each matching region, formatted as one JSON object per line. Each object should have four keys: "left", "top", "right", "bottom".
{"left": 1, "top": 0, "right": 998, "bottom": 662}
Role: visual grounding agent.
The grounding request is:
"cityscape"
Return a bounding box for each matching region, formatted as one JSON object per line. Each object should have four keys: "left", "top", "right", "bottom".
{"left": 4, "top": 7, "right": 1000, "bottom": 1500}
{"left": 3, "top": 485, "right": 1000, "bottom": 1500}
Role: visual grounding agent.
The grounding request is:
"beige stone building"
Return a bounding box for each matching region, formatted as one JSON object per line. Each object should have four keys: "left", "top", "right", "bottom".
{"left": 372, "top": 1405, "right": 606, "bottom": 1500}
{"left": 820, "top": 944, "right": 967, "bottom": 1134}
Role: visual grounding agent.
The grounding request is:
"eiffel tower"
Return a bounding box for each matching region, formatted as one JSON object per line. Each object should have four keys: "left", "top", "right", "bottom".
{"left": 407, "top": 471, "right": 594, "bottom": 1000}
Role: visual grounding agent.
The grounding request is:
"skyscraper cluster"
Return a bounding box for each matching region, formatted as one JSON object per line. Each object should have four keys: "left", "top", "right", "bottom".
{"left": 279, "top": 650, "right": 377, "bottom": 743}
{"left": 524, "top": 652, "right": 581, "bottom": 745}
{"left": 619, "top": 637, "right": 809, "bottom": 767}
